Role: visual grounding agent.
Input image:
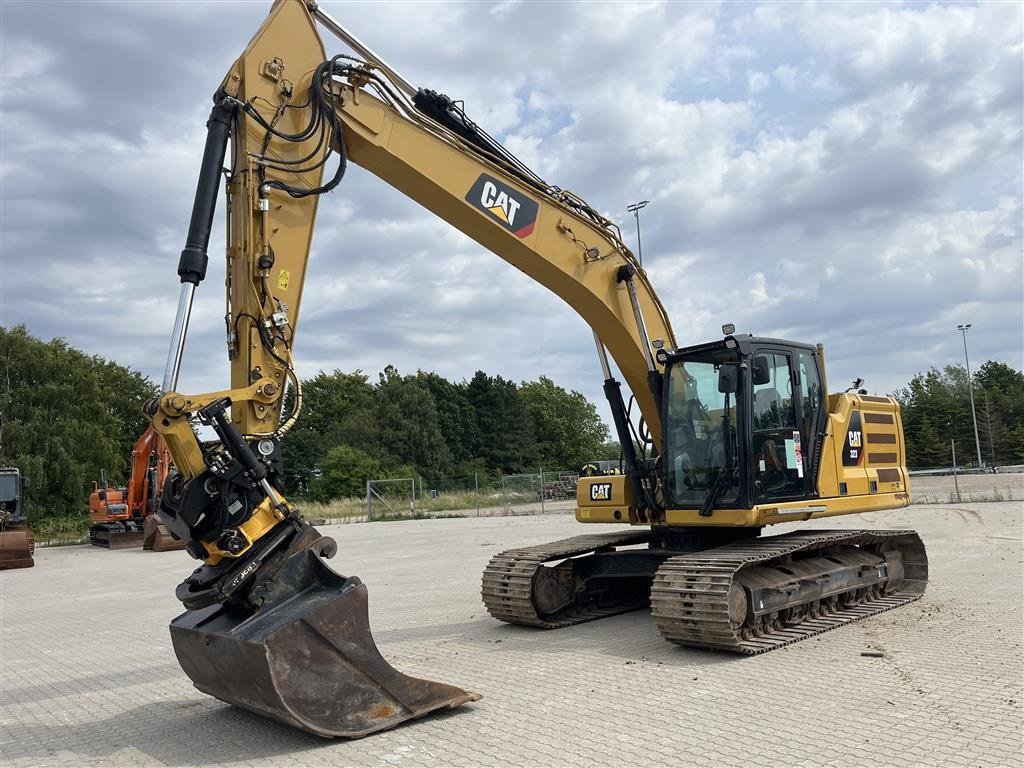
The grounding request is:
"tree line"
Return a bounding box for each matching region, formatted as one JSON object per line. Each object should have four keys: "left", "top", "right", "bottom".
{"left": 280, "top": 365, "right": 616, "bottom": 501}
{"left": 2, "top": 324, "right": 1020, "bottom": 519}
{"left": 0, "top": 326, "right": 615, "bottom": 517}
{"left": 894, "top": 360, "right": 1023, "bottom": 469}
{"left": 0, "top": 326, "right": 156, "bottom": 518}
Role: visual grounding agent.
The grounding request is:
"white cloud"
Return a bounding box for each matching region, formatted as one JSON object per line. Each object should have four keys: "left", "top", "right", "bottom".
{"left": 747, "top": 69, "right": 770, "bottom": 95}
{"left": 0, "top": 0, "right": 1020, "bottom": 430}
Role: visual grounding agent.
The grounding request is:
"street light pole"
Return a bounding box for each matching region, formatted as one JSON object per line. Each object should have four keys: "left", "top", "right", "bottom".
{"left": 956, "top": 323, "right": 984, "bottom": 468}
{"left": 626, "top": 200, "right": 649, "bottom": 266}
{"left": 950, "top": 435, "right": 961, "bottom": 502}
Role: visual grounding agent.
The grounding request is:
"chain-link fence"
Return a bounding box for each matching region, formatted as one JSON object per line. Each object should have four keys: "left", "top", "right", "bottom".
{"left": 497, "top": 469, "right": 579, "bottom": 515}
{"left": 365, "top": 477, "right": 418, "bottom": 521}
{"left": 342, "top": 469, "right": 583, "bottom": 521}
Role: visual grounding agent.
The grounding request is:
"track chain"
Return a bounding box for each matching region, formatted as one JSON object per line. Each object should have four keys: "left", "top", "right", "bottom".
{"left": 481, "top": 530, "right": 653, "bottom": 628}
{"left": 650, "top": 529, "right": 928, "bottom": 654}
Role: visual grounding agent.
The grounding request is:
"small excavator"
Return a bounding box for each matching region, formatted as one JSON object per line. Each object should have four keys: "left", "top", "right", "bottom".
{"left": 148, "top": 0, "right": 926, "bottom": 738}
{"left": 0, "top": 467, "right": 35, "bottom": 570}
{"left": 89, "top": 425, "right": 180, "bottom": 550}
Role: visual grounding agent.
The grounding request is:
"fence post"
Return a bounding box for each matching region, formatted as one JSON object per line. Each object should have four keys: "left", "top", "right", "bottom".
{"left": 475, "top": 472, "right": 479, "bottom": 516}
{"left": 366, "top": 479, "right": 372, "bottom": 521}
{"left": 951, "top": 438, "right": 961, "bottom": 503}
{"left": 540, "top": 467, "right": 545, "bottom": 514}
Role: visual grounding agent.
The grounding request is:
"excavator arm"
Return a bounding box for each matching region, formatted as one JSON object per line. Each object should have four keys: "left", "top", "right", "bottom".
{"left": 149, "top": 0, "right": 678, "bottom": 738}
{"left": 125, "top": 426, "right": 170, "bottom": 518}
{"left": 153, "top": 0, "right": 675, "bottom": 568}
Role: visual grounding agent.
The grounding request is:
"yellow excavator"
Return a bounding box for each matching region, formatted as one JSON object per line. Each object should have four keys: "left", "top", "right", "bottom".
{"left": 151, "top": 0, "right": 927, "bottom": 738}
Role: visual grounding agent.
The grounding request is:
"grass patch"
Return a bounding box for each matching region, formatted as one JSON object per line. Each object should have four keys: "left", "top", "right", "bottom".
{"left": 913, "top": 485, "right": 1020, "bottom": 504}
{"left": 298, "top": 488, "right": 508, "bottom": 523}
{"left": 32, "top": 513, "right": 91, "bottom": 547}
{"left": 298, "top": 498, "right": 370, "bottom": 523}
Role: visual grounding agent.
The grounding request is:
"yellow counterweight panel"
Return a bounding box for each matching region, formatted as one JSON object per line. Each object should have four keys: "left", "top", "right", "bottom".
{"left": 576, "top": 475, "right": 639, "bottom": 524}
{"left": 817, "top": 393, "right": 911, "bottom": 503}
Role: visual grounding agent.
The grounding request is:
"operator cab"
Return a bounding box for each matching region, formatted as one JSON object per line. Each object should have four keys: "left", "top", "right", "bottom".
{"left": 0, "top": 468, "right": 26, "bottom": 523}
{"left": 660, "top": 331, "right": 827, "bottom": 513}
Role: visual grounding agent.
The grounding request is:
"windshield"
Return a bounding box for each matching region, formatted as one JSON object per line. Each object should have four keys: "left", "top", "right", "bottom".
{"left": 0, "top": 474, "right": 18, "bottom": 502}
{"left": 665, "top": 355, "right": 740, "bottom": 507}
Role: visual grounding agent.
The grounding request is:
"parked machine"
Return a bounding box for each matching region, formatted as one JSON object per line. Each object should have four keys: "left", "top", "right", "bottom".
{"left": 89, "top": 426, "right": 178, "bottom": 549}
{"left": 146, "top": 0, "right": 926, "bottom": 738}
{"left": 0, "top": 467, "right": 35, "bottom": 570}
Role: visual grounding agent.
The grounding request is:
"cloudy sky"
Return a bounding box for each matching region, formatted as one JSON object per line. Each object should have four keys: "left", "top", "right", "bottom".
{"left": 2, "top": 0, "right": 1021, "bottom": 430}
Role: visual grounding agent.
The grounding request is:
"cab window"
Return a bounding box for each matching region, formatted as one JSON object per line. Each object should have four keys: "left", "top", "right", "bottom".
{"left": 665, "top": 357, "right": 739, "bottom": 507}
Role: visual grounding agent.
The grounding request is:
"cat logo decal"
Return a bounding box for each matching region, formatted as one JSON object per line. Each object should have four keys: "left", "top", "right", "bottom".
{"left": 466, "top": 174, "right": 539, "bottom": 239}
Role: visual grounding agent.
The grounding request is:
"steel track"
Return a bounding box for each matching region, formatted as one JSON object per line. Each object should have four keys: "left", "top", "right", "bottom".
{"left": 481, "top": 530, "right": 653, "bottom": 627}
{"left": 482, "top": 528, "right": 928, "bottom": 654}
{"left": 650, "top": 529, "right": 928, "bottom": 654}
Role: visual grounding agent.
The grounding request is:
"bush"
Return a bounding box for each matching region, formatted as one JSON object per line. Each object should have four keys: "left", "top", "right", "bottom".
{"left": 307, "top": 445, "right": 380, "bottom": 502}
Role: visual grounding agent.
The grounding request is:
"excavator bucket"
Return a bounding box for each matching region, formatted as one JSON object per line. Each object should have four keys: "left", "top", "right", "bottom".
{"left": 170, "top": 546, "right": 479, "bottom": 738}
{"left": 90, "top": 522, "right": 145, "bottom": 549}
{"left": 143, "top": 515, "right": 185, "bottom": 552}
{"left": 0, "top": 527, "right": 34, "bottom": 570}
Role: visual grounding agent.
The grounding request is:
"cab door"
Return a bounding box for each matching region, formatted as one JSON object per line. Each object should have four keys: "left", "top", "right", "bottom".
{"left": 751, "top": 350, "right": 803, "bottom": 501}
{"left": 794, "top": 348, "right": 826, "bottom": 496}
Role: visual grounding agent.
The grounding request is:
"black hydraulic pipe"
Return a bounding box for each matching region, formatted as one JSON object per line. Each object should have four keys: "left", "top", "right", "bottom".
{"left": 176, "top": 100, "right": 237, "bottom": 285}
{"left": 603, "top": 378, "right": 648, "bottom": 513}
{"left": 199, "top": 398, "right": 267, "bottom": 483}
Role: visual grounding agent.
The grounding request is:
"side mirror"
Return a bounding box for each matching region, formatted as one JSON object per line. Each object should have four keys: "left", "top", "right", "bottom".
{"left": 718, "top": 365, "right": 738, "bottom": 394}
{"left": 752, "top": 355, "right": 771, "bottom": 385}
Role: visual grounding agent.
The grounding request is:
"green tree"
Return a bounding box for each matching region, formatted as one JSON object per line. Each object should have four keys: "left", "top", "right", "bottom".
{"left": 375, "top": 366, "right": 453, "bottom": 485}
{"left": 975, "top": 361, "right": 1024, "bottom": 464}
{"left": 519, "top": 376, "right": 609, "bottom": 469}
{"left": 0, "top": 325, "right": 157, "bottom": 517}
{"left": 280, "top": 369, "right": 378, "bottom": 492}
{"left": 465, "top": 371, "right": 537, "bottom": 473}
{"left": 415, "top": 371, "right": 479, "bottom": 465}
{"left": 306, "top": 445, "right": 380, "bottom": 502}
{"left": 895, "top": 360, "right": 1024, "bottom": 467}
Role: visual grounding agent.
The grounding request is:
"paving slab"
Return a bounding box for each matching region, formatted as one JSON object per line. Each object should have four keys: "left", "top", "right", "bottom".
{"left": 1, "top": 502, "right": 1021, "bottom": 767}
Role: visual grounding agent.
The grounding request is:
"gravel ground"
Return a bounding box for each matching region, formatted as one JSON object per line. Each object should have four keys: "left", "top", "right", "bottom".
{"left": 1, "top": 499, "right": 1021, "bottom": 768}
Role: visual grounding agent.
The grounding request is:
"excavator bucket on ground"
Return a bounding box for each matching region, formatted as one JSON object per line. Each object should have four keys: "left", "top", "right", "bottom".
{"left": 170, "top": 530, "right": 479, "bottom": 738}
{"left": 0, "top": 524, "right": 34, "bottom": 570}
{"left": 89, "top": 522, "right": 145, "bottom": 549}
{"left": 143, "top": 515, "right": 185, "bottom": 552}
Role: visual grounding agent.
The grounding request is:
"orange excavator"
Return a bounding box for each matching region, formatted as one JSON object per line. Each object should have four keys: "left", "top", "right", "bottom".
{"left": 89, "top": 426, "right": 181, "bottom": 550}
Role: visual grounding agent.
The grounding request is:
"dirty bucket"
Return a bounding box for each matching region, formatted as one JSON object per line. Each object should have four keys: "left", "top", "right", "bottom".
{"left": 170, "top": 538, "right": 479, "bottom": 737}
{"left": 0, "top": 527, "right": 34, "bottom": 570}
{"left": 143, "top": 515, "right": 185, "bottom": 552}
